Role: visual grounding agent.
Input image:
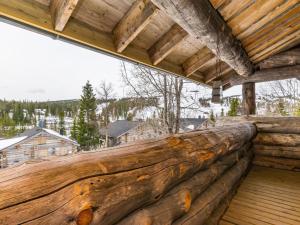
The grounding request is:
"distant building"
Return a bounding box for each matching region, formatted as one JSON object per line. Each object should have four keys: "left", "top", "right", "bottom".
{"left": 100, "top": 118, "right": 206, "bottom": 147}
{"left": 0, "top": 128, "right": 78, "bottom": 168}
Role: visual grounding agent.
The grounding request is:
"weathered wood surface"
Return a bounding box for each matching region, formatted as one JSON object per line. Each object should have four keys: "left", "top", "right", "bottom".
{"left": 0, "top": 123, "right": 256, "bottom": 225}
{"left": 254, "top": 145, "right": 300, "bottom": 159}
{"left": 173, "top": 152, "right": 252, "bottom": 225}
{"left": 258, "top": 47, "right": 300, "bottom": 69}
{"left": 242, "top": 82, "right": 256, "bottom": 115}
{"left": 253, "top": 155, "right": 300, "bottom": 171}
{"left": 228, "top": 65, "right": 300, "bottom": 86}
{"left": 151, "top": 0, "right": 253, "bottom": 77}
{"left": 254, "top": 133, "right": 300, "bottom": 147}
{"left": 118, "top": 143, "right": 251, "bottom": 225}
{"left": 220, "top": 166, "right": 300, "bottom": 224}
{"left": 50, "top": 0, "right": 79, "bottom": 31}
{"left": 113, "top": 0, "right": 158, "bottom": 53}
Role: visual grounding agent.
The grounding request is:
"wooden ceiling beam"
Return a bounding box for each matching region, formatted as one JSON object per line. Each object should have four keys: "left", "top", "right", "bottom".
{"left": 50, "top": 0, "right": 79, "bottom": 32}
{"left": 148, "top": 24, "right": 188, "bottom": 65}
{"left": 113, "top": 0, "right": 158, "bottom": 53}
{"left": 228, "top": 65, "right": 300, "bottom": 86}
{"left": 183, "top": 48, "right": 215, "bottom": 77}
{"left": 258, "top": 47, "right": 300, "bottom": 69}
{"left": 205, "top": 62, "right": 232, "bottom": 84}
{"left": 152, "top": 0, "right": 254, "bottom": 77}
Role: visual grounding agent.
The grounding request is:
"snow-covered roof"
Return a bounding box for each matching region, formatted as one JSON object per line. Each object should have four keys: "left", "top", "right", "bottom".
{"left": 0, "top": 128, "right": 79, "bottom": 151}
{"left": 0, "top": 136, "right": 28, "bottom": 151}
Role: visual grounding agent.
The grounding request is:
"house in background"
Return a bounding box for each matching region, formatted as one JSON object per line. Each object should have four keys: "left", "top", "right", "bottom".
{"left": 100, "top": 118, "right": 207, "bottom": 147}
{"left": 0, "top": 128, "right": 78, "bottom": 168}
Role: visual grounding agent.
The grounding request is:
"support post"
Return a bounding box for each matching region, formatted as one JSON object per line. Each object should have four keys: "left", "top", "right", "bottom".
{"left": 242, "top": 82, "right": 256, "bottom": 115}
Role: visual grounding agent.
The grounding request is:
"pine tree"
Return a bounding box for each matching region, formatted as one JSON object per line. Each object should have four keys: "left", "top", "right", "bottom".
{"left": 228, "top": 98, "right": 239, "bottom": 116}
{"left": 77, "top": 81, "right": 100, "bottom": 150}
{"left": 71, "top": 117, "right": 78, "bottom": 140}
{"left": 58, "top": 111, "right": 66, "bottom": 135}
{"left": 209, "top": 110, "right": 215, "bottom": 122}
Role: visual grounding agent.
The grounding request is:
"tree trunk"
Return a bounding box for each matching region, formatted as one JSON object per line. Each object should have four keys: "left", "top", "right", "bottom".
{"left": 242, "top": 82, "right": 256, "bottom": 115}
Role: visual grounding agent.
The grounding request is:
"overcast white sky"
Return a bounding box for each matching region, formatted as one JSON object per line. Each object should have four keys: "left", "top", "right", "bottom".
{"left": 0, "top": 20, "right": 241, "bottom": 101}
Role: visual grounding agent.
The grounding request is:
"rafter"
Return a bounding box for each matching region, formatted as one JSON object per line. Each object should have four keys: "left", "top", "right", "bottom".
{"left": 152, "top": 0, "right": 254, "bottom": 77}
{"left": 183, "top": 48, "right": 215, "bottom": 77}
{"left": 148, "top": 24, "right": 188, "bottom": 65}
{"left": 50, "top": 0, "right": 79, "bottom": 32}
{"left": 113, "top": 0, "right": 158, "bottom": 53}
{"left": 205, "top": 62, "right": 232, "bottom": 83}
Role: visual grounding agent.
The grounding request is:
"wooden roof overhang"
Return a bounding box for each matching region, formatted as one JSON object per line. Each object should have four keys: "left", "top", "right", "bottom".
{"left": 1, "top": 0, "right": 300, "bottom": 89}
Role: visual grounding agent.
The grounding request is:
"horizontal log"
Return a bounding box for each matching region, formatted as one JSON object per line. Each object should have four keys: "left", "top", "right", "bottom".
{"left": 254, "top": 145, "right": 300, "bottom": 159}
{"left": 0, "top": 124, "right": 256, "bottom": 225}
{"left": 253, "top": 155, "right": 300, "bottom": 171}
{"left": 258, "top": 47, "right": 300, "bottom": 69}
{"left": 228, "top": 65, "right": 300, "bottom": 86}
{"left": 118, "top": 143, "right": 251, "bottom": 225}
{"left": 151, "top": 0, "right": 253, "bottom": 77}
{"left": 203, "top": 185, "right": 237, "bottom": 225}
{"left": 254, "top": 133, "right": 300, "bottom": 147}
{"left": 173, "top": 152, "right": 252, "bottom": 225}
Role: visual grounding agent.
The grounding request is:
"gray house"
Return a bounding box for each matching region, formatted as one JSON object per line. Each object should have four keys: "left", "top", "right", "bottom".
{"left": 0, "top": 128, "right": 78, "bottom": 168}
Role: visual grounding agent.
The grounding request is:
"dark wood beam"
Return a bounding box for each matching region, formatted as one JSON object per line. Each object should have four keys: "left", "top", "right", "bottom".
{"left": 50, "top": 0, "right": 79, "bottom": 32}
{"left": 152, "top": 0, "right": 254, "bottom": 77}
{"left": 258, "top": 47, "right": 300, "bottom": 69}
{"left": 149, "top": 24, "right": 188, "bottom": 65}
{"left": 242, "top": 83, "right": 256, "bottom": 116}
{"left": 113, "top": 0, "right": 158, "bottom": 53}
{"left": 228, "top": 65, "right": 300, "bottom": 86}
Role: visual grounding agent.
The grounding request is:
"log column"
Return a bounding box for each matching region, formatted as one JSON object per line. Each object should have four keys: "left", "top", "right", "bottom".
{"left": 242, "top": 82, "right": 256, "bottom": 115}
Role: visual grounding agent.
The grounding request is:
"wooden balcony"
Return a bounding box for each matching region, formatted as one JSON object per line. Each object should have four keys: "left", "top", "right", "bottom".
{"left": 0, "top": 117, "right": 299, "bottom": 225}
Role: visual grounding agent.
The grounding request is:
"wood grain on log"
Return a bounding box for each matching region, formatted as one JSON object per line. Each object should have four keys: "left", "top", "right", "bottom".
{"left": 228, "top": 65, "right": 300, "bottom": 86}
{"left": 151, "top": 0, "right": 253, "bottom": 77}
{"left": 253, "top": 155, "right": 300, "bottom": 171}
{"left": 0, "top": 123, "right": 256, "bottom": 225}
{"left": 118, "top": 143, "right": 251, "bottom": 225}
{"left": 242, "top": 82, "right": 256, "bottom": 115}
{"left": 254, "top": 133, "right": 300, "bottom": 147}
{"left": 254, "top": 145, "right": 300, "bottom": 159}
{"left": 258, "top": 47, "right": 300, "bottom": 69}
{"left": 173, "top": 152, "right": 252, "bottom": 225}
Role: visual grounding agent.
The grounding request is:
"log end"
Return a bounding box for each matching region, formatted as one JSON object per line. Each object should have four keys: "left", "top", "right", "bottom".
{"left": 76, "top": 208, "right": 93, "bottom": 225}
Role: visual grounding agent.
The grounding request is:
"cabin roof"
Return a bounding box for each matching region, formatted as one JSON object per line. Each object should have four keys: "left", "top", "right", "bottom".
{"left": 99, "top": 120, "right": 140, "bottom": 138}
{"left": 0, "top": 128, "right": 78, "bottom": 151}
{"left": 1, "top": 0, "right": 300, "bottom": 89}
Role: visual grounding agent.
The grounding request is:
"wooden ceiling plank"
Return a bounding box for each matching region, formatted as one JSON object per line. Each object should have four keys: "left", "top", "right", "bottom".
{"left": 243, "top": 4, "right": 300, "bottom": 48}
{"left": 152, "top": 0, "right": 254, "bottom": 77}
{"left": 218, "top": 0, "right": 254, "bottom": 22}
{"left": 50, "top": 0, "right": 79, "bottom": 32}
{"left": 148, "top": 24, "right": 188, "bottom": 65}
{"left": 246, "top": 14, "right": 300, "bottom": 55}
{"left": 113, "top": 0, "right": 158, "bottom": 53}
{"left": 237, "top": 0, "right": 300, "bottom": 40}
{"left": 250, "top": 29, "right": 300, "bottom": 62}
{"left": 183, "top": 48, "right": 215, "bottom": 76}
{"left": 253, "top": 38, "right": 300, "bottom": 63}
{"left": 258, "top": 47, "right": 300, "bottom": 69}
{"left": 228, "top": 0, "right": 286, "bottom": 36}
{"left": 228, "top": 65, "right": 300, "bottom": 86}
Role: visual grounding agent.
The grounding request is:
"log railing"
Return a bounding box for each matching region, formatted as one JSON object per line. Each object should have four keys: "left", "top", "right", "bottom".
{"left": 0, "top": 123, "right": 256, "bottom": 225}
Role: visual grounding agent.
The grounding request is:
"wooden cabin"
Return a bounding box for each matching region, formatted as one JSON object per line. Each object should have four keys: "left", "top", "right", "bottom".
{"left": 0, "top": 128, "right": 78, "bottom": 168}
{"left": 0, "top": 0, "right": 300, "bottom": 224}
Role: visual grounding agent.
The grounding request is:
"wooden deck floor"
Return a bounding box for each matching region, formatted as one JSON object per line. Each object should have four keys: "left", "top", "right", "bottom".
{"left": 220, "top": 166, "right": 300, "bottom": 225}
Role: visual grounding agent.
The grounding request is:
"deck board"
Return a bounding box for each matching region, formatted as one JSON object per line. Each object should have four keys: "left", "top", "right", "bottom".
{"left": 220, "top": 166, "right": 300, "bottom": 225}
